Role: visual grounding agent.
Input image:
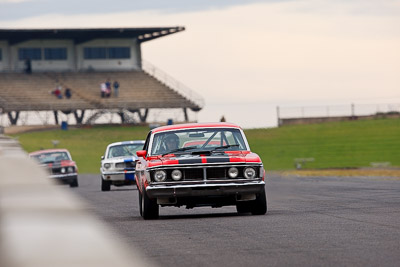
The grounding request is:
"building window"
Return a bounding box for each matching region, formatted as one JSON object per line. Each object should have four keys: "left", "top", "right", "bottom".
{"left": 18, "top": 48, "right": 41, "bottom": 60}
{"left": 108, "top": 47, "right": 130, "bottom": 59}
{"left": 84, "top": 47, "right": 107, "bottom": 59}
{"left": 44, "top": 48, "right": 67, "bottom": 60}
{"left": 84, "top": 47, "right": 131, "bottom": 59}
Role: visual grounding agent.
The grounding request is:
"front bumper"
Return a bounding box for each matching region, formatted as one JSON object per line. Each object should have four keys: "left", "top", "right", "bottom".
{"left": 50, "top": 173, "right": 78, "bottom": 184}
{"left": 101, "top": 170, "right": 135, "bottom": 182}
{"left": 146, "top": 180, "right": 265, "bottom": 199}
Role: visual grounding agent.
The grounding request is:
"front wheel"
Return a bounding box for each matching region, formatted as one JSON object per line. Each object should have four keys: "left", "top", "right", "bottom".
{"left": 70, "top": 179, "right": 79, "bottom": 188}
{"left": 251, "top": 187, "right": 267, "bottom": 215}
{"left": 101, "top": 177, "right": 111, "bottom": 191}
{"left": 141, "top": 185, "right": 159, "bottom": 219}
{"left": 236, "top": 202, "right": 251, "bottom": 214}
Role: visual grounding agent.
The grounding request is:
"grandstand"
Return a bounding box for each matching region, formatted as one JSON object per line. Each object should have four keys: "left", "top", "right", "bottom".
{"left": 0, "top": 27, "right": 204, "bottom": 126}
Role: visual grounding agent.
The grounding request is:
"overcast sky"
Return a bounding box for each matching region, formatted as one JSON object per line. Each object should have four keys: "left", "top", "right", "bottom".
{"left": 1, "top": 0, "right": 399, "bottom": 128}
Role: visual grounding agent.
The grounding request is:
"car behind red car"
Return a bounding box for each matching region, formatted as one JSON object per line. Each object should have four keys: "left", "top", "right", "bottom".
{"left": 29, "top": 148, "right": 79, "bottom": 187}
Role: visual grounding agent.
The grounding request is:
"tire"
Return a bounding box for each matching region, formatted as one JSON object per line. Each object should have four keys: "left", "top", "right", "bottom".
{"left": 141, "top": 185, "right": 159, "bottom": 219}
{"left": 101, "top": 177, "right": 111, "bottom": 191}
{"left": 251, "top": 187, "right": 267, "bottom": 215}
{"left": 236, "top": 202, "right": 251, "bottom": 214}
{"left": 70, "top": 179, "right": 79, "bottom": 188}
{"left": 138, "top": 189, "right": 143, "bottom": 216}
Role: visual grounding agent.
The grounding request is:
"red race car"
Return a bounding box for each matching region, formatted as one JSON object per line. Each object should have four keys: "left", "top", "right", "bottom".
{"left": 135, "top": 122, "right": 267, "bottom": 219}
{"left": 29, "top": 148, "right": 79, "bottom": 187}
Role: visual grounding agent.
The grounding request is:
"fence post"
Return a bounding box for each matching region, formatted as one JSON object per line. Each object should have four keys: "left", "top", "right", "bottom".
{"left": 276, "top": 106, "right": 280, "bottom": 126}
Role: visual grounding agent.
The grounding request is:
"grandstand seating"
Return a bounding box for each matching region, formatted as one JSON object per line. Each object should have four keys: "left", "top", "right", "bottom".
{"left": 0, "top": 73, "right": 95, "bottom": 112}
{"left": 0, "top": 71, "right": 198, "bottom": 114}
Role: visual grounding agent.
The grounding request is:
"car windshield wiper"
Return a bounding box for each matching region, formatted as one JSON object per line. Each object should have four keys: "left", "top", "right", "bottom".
{"left": 211, "top": 144, "right": 239, "bottom": 152}
{"left": 162, "top": 146, "right": 198, "bottom": 156}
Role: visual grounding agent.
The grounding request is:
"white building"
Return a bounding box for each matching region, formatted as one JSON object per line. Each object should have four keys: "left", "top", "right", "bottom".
{"left": 0, "top": 27, "right": 184, "bottom": 72}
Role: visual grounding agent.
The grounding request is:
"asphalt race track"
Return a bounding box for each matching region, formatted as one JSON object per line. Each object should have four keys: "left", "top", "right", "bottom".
{"left": 72, "top": 173, "right": 400, "bottom": 267}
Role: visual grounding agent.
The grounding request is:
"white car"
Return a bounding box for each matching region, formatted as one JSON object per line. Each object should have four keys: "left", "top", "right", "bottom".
{"left": 100, "top": 140, "right": 145, "bottom": 191}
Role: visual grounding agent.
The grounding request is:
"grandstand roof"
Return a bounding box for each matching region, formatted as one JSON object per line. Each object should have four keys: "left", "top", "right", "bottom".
{"left": 0, "top": 27, "right": 185, "bottom": 45}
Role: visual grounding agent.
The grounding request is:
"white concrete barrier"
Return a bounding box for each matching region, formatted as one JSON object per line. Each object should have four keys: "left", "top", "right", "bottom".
{"left": 0, "top": 135, "right": 155, "bottom": 267}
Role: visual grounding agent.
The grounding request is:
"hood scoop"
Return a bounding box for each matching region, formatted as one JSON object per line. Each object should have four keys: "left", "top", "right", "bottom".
{"left": 191, "top": 150, "right": 211, "bottom": 156}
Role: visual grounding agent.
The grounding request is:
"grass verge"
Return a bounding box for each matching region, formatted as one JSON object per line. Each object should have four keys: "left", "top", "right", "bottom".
{"left": 8, "top": 118, "right": 400, "bottom": 174}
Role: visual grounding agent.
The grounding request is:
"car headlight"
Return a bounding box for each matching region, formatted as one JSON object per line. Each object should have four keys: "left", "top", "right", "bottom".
{"left": 154, "top": 170, "right": 167, "bottom": 182}
{"left": 61, "top": 167, "right": 66, "bottom": 174}
{"left": 244, "top": 167, "right": 256, "bottom": 179}
{"left": 104, "top": 163, "right": 111, "bottom": 169}
{"left": 67, "top": 166, "right": 74, "bottom": 173}
{"left": 171, "top": 169, "right": 182, "bottom": 181}
{"left": 228, "top": 167, "right": 238, "bottom": 178}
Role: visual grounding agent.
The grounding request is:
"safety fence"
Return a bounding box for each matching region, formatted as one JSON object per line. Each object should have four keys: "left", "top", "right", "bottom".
{"left": 277, "top": 103, "right": 400, "bottom": 119}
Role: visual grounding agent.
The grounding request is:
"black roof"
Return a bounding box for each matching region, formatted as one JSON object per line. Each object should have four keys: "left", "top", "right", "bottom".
{"left": 0, "top": 27, "right": 185, "bottom": 45}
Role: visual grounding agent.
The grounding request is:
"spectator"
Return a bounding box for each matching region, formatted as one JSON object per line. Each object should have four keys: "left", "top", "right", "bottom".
{"left": 24, "top": 58, "right": 32, "bottom": 74}
{"left": 100, "top": 82, "right": 107, "bottom": 98}
{"left": 113, "top": 80, "right": 120, "bottom": 97}
{"left": 52, "top": 85, "right": 63, "bottom": 99}
{"left": 105, "top": 79, "right": 111, "bottom": 97}
{"left": 65, "top": 88, "right": 72, "bottom": 99}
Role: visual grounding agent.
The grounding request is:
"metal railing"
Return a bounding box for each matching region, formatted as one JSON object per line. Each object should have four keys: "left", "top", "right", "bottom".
{"left": 141, "top": 60, "right": 205, "bottom": 109}
{"left": 277, "top": 103, "right": 400, "bottom": 119}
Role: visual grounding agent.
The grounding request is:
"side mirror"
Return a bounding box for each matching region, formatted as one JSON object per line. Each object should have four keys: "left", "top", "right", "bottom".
{"left": 101, "top": 155, "right": 104, "bottom": 160}
{"left": 136, "top": 150, "right": 147, "bottom": 158}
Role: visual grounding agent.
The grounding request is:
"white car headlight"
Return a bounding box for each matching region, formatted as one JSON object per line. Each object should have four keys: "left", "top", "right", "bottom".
{"left": 171, "top": 169, "right": 182, "bottom": 181}
{"left": 228, "top": 167, "right": 238, "bottom": 178}
{"left": 104, "top": 163, "right": 111, "bottom": 169}
{"left": 244, "top": 167, "right": 256, "bottom": 179}
{"left": 67, "top": 166, "right": 74, "bottom": 173}
{"left": 61, "top": 167, "right": 66, "bottom": 174}
{"left": 154, "top": 170, "right": 167, "bottom": 182}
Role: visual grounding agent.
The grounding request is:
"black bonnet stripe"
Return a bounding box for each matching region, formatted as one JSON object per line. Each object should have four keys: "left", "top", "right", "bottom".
{"left": 175, "top": 155, "right": 231, "bottom": 164}
{"left": 178, "top": 158, "right": 203, "bottom": 164}
{"left": 206, "top": 156, "right": 230, "bottom": 163}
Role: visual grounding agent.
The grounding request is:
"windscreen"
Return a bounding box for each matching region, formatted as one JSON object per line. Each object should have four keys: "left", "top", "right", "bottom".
{"left": 108, "top": 144, "right": 143, "bottom": 158}
{"left": 31, "top": 152, "right": 70, "bottom": 164}
{"left": 150, "top": 128, "right": 247, "bottom": 156}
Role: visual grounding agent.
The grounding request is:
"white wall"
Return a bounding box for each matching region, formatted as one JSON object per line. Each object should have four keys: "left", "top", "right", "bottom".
{"left": 1, "top": 38, "right": 141, "bottom": 72}
{"left": 77, "top": 38, "right": 141, "bottom": 71}
{"left": 11, "top": 40, "right": 75, "bottom": 72}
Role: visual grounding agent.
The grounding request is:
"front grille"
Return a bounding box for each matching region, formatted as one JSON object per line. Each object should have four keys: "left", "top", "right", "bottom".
{"left": 51, "top": 167, "right": 62, "bottom": 174}
{"left": 183, "top": 168, "right": 203, "bottom": 180}
{"left": 152, "top": 165, "right": 260, "bottom": 182}
{"left": 50, "top": 166, "right": 75, "bottom": 174}
{"left": 115, "top": 162, "right": 135, "bottom": 169}
{"left": 125, "top": 161, "right": 135, "bottom": 168}
{"left": 207, "top": 168, "right": 226, "bottom": 179}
